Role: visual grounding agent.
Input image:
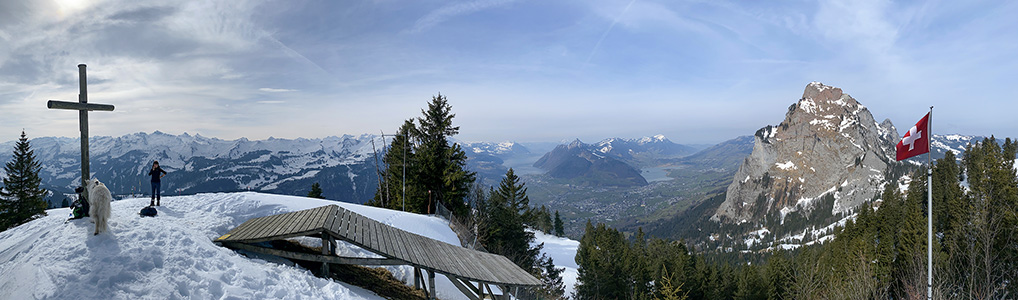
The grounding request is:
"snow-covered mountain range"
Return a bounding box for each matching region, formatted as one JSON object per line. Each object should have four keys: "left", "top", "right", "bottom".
{"left": 0, "top": 132, "right": 383, "bottom": 205}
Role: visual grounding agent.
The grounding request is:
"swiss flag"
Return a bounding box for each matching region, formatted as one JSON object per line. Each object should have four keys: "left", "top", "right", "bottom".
{"left": 896, "top": 112, "right": 930, "bottom": 161}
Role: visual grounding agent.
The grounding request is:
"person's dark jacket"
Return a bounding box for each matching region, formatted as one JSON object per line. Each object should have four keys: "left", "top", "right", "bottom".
{"left": 149, "top": 167, "right": 167, "bottom": 183}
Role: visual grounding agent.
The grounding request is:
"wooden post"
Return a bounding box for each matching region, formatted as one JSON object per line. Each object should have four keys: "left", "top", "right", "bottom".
{"left": 484, "top": 284, "right": 495, "bottom": 299}
{"left": 46, "top": 64, "right": 115, "bottom": 200}
{"left": 414, "top": 267, "right": 422, "bottom": 289}
{"left": 77, "top": 64, "right": 89, "bottom": 196}
{"left": 427, "top": 270, "right": 436, "bottom": 300}
{"left": 320, "top": 235, "right": 333, "bottom": 276}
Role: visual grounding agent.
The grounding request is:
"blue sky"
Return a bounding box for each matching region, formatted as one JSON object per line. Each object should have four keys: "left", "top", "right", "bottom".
{"left": 0, "top": 0, "right": 1015, "bottom": 144}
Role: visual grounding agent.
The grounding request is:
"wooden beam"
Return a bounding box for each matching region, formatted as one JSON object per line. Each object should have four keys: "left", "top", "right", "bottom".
{"left": 446, "top": 275, "right": 480, "bottom": 300}
{"left": 428, "top": 270, "right": 436, "bottom": 300}
{"left": 484, "top": 284, "right": 495, "bottom": 300}
{"left": 499, "top": 285, "right": 511, "bottom": 300}
{"left": 47, "top": 100, "right": 114, "bottom": 111}
{"left": 320, "top": 235, "right": 332, "bottom": 276}
{"left": 414, "top": 267, "right": 422, "bottom": 290}
{"left": 219, "top": 242, "right": 405, "bottom": 266}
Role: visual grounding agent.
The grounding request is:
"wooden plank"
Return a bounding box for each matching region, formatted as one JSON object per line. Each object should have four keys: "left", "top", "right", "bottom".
{"left": 321, "top": 206, "right": 337, "bottom": 236}
{"left": 392, "top": 228, "right": 411, "bottom": 262}
{"left": 374, "top": 220, "right": 388, "bottom": 255}
{"left": 376, "top": 220, "right": 389, "bottom": 256}
{"left": 383, "top": 225, "right": 399, "bottom": 259}
{"left": 340, "top": 208, "right": 354, "bottom": 245}
{"left": 299, "top": 206, "right": 325, "bottom": 233}
{"left": 233, "top": 217, "right": 269, "bottom": 240}
{"left": 221, "top": 220, "right": 255, "bottom": 241}
{"left": 403, "top": 231, "right": 427, "bottom": 266}
{"left": 309, "top": 205, "right": 334, "bottom": 231}
{"left": 458, "top": 248, "right": 488, "bottom": 281}
{"left": 326, "top": 206, "right": 344, "bottom": 235}
{"left": 292, "top": 207, "right": 317, "bottom": 234}
{"left": 469, "top": 251, "right": 503, "bottom": 284}
{"left": 266, "top": 210, "right": 302, "bottom": 238}
{"left": 367, "top": 217, "right": 379, "bottom": 253}
{"left": 241, "top": 216, "right": 276, "bottom": 240}
{"left": 364, "top": 216, "right": 375, "bottom": 251}
{"left": 360, "top": 215, "right": 372, "bottom": 250}
{"left": 300, "top": 206, "right": 327, "bottom": 232}
{"left": 410, "top": 234, "right": 434, "bottom": 268}
{"left": 422, "top": 238, "right": 450, "bottom": 272}
{"left": 279, "top": 210, "right": 306, "bottom": 234}
{"left": 443, "top": 247, "right": 471, "bottom": 279}
{"left": 351, "top": 212, "right": 364, "bottom": 246}
{"left": 342, "top": 208, "right": 354, "bottom": 240}
{"left": 282, "top": 208, "right": 313, "bottom": 235}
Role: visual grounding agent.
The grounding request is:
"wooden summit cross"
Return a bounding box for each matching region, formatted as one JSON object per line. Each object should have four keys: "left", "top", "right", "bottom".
{"left": 46, "top": 64, "right": 115, "bottom": 199}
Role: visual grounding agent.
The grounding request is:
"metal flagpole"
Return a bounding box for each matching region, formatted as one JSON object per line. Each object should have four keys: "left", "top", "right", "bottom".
{"left": 927, "top": 106, "right": 933, "bottom": 300}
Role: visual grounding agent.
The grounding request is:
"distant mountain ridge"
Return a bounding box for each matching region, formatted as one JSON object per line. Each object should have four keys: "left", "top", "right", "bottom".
{"left": 533, "top": 139, "right": 648, "bottom": 187}
{"left": 591, "top": 135, "right": 700, "bottom": 167}
{"left": 0, "top": 131, "right": 382, "bottom": 205}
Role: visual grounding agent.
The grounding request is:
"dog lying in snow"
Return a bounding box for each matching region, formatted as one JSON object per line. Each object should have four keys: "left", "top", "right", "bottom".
{"left": 87, "top": 178, "right": 112, "bottom": 235}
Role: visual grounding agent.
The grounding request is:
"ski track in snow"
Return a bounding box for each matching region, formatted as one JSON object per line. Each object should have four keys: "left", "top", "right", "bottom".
{"left": 0, "top": 192, "right": 579, "bottom": 300}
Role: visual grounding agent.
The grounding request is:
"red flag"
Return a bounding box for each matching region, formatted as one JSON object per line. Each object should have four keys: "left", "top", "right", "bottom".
{"left": 896, "top": 112, "right": 930, "bottom": 161}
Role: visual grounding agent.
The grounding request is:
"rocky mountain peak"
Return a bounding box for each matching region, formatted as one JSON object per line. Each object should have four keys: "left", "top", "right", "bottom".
{"left": 715, "top": 82, "right": 899, "bottom": 226}
{"left": 802, "top": 81, "right": 843, "bottom": 103}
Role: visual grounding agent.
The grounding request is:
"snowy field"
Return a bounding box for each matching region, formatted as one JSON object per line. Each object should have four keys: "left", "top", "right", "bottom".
{"left": 0, "top": 192, "right": 579, "bottom": 299}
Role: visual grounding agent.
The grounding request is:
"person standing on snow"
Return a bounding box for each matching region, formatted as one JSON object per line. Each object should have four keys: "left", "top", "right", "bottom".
{"left": 148, "top": 161, "right": 167, "bottom": 206}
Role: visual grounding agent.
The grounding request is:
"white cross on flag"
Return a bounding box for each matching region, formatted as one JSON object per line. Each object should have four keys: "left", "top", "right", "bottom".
{"left": 896, "top": 112, "right": 930, "bottom": 161}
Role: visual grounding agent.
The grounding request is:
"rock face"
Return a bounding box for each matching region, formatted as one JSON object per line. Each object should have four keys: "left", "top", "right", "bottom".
{"left": 714, "top": 82, "right": 900, "bottom": 223}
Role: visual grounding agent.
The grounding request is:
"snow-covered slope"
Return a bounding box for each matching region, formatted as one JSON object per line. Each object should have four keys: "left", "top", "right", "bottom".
{"left": 0, "top": 192, "right": 575, "bottom": 299}
{"left": 532, "top": 229, "right": 580, "bottom": 297}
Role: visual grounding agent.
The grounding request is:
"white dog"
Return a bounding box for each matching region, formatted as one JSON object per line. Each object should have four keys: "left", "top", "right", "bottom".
{"left": 87, "top": 178, "right": 112, "bottom": 235}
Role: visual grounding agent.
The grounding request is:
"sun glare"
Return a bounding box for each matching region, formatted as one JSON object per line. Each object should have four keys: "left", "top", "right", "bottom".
{"left": 54, "top": 0, "right": 92, "bottom": 18}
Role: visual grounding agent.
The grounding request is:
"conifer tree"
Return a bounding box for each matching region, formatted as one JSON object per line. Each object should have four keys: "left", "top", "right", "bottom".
{"left": 537, "top": 254, "right": 566, "bottom": 299}
{"left": 479, "top": 168, "right": 541, "bottom": 272}
{"left": 0, "top": 131, "right": 48, "bottom": 231}
{"left": 554, "top": 210, "right": 565, "bottom": 237}
{"left": 657, "top": 265, "right": 689, "bottom": 300}
{"left": 307, "top": 182, "right": 325, "bottom": 199}
{"left": 575, "top": 221, "right": 633, "bottom": 300}
{"left": 413, "top": 94, "right": 475, "bottom": 216}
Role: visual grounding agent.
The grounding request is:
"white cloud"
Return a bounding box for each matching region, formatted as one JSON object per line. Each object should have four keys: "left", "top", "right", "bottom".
{"left": 259, "top": 88, "right": 296, "bottom": 93}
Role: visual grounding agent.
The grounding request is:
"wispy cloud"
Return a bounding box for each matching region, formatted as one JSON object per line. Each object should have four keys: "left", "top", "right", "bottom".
{"left": 586, "top": 0, "right": 636, "bottom": 65}
{"left": 406, "top": 0, "right": 518, "bottom": 34}
{"left": 259, "top": 88, "right": 296, "bottom": 93}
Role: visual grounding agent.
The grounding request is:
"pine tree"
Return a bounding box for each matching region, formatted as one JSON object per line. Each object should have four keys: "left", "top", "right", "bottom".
{"left": 307, "top": 182, "right": 325, "bottom": 199}
{"left": 554, "top": 210, "right": 565, "bottom": 237}
{"left": 479, "top": 168, "right": 541, "bottom": 272}
{"left": 656, "top": 266, "right": 689, "bottom": 300}
{"left": 537, "top": 254, "right": 566, "bottom": 299}
{"left": 414, "top": 94, "right": 475, "bottom": 216}
{"left": 575, "top": 221, "right": 633, "bottom": 300}
{"left": 0, "top": 131, "right": 48, "bottom": 231}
